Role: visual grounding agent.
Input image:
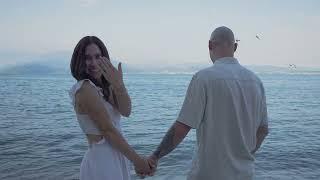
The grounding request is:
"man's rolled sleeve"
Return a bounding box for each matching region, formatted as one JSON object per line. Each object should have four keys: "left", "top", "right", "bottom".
{"left": 177, "top": 74, "right": 206, "bottom": 129}
{"left": 260, "top": 84, "right": 269, "bottom": 127}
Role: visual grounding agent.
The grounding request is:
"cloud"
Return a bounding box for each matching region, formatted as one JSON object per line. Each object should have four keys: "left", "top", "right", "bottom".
{"left": 80, "top": 0, "right": 99, "bottom": 6}
{"left": 66, "top": 0, "right": 100, "bottom": 7}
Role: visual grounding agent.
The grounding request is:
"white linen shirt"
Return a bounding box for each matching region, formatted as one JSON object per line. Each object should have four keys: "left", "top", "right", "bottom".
{"left": 177, "top": 57, "right": 268, "bottom": 180}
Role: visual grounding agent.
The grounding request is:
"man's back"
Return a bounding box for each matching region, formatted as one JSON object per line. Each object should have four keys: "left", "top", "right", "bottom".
{"left": 177, "top": 57, "right": 268, "bottom": 180}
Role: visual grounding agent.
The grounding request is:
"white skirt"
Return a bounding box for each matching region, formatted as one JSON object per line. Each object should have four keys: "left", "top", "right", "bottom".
{"left": 80, "top": 138, "right": 131, "bottom": 180}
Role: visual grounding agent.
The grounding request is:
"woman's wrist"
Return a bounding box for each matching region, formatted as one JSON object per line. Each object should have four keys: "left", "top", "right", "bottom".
{"left": 113, "top": 82, "right": 127, "bottom": 94}
{"left": 131, "top": 153, "right": 143, "bottom": 166}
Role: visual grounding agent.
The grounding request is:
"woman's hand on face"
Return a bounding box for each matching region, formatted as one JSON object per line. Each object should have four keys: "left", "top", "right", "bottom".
{"left": 98, "top": 57, "right": 124, "bottom": 89}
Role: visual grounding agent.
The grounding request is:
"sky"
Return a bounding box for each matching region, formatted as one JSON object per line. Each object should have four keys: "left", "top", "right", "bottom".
{"left": 0, "top": 0, "right": 320, "bottom": 67}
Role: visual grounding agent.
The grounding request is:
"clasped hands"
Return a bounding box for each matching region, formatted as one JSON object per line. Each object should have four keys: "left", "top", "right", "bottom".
{"left": 134, "top": 155, "right": 159, "bottom": 178}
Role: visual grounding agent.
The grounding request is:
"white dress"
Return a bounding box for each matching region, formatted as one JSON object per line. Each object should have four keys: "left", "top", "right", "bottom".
{"left": 69, "top": 79, "right": 131, "bottom": 180}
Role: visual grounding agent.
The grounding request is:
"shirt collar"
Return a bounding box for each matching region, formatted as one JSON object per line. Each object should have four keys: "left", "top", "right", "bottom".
{"left": 214, "top": 57, "right": 239, "bottom": 64}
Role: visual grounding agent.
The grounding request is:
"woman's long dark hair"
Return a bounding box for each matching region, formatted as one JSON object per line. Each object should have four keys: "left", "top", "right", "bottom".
{"left": 70, "top": 36, "right": 111, "bottom": 100}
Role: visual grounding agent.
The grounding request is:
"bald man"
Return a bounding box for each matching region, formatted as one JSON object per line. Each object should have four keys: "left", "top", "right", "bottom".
{"left": 143, "top": 26, "right": 269, "bottom": 179}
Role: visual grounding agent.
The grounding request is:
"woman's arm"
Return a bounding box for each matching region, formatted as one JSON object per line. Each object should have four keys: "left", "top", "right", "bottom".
{"left": 76, "top": 81, "right": 148, "bottom": 172}
{"left": 112, "top": 83, "right": 132, "bottom": 117}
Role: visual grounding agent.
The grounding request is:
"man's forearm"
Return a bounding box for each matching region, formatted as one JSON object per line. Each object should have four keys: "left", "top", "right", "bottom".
{"left": 153, "top": 121, "right": 191, "bottom": 159}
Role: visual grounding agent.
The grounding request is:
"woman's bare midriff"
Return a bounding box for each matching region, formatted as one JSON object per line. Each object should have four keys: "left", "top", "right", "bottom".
{"left": 76, "top": 87, "right": 116, "bottom": 145}
{"left": 86, "top": 134, "right": 104, "bottom": 144}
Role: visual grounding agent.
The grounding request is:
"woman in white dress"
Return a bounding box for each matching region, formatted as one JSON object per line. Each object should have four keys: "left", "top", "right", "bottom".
{"left": 69, "top": 36, "right": 151, "bottom": 180}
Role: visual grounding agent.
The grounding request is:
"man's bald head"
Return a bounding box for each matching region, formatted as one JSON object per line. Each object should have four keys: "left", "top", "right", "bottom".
{"left": 209, "top": 26, "right": 237, "bottom": 62}
{"left": 210, "top": 26, "right": 235, "bottom": 45}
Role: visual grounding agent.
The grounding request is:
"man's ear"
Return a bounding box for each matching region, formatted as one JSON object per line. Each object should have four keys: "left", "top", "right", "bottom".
{"left": 234, "top": 43, "right": 238, "bottom": 52}
{"left": 209, "top": 40, "right": 213, "bottom": 50}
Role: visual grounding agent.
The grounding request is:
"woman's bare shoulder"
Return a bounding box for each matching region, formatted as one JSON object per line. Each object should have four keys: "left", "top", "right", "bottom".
{"left": 76, "top": 80, "right": 101, "bottom": 106}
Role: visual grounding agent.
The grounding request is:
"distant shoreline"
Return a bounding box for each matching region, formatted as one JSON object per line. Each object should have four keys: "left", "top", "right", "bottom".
{"left": 1, "top": 62, "right": 320, "bottom": 76}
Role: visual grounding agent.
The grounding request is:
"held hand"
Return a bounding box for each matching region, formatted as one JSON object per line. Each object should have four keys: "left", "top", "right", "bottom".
{"left": 134, "top": 156, "right": 151, "bottom": 178}
{"left": 146, "top": 155, "right": 158, "bottom": 176}
{"left": 98, "top": 57, "right": 124, "bottom": 89}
